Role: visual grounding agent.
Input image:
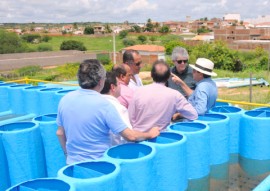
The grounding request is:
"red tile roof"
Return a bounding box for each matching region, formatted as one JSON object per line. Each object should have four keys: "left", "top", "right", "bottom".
{"left": 123, "top": 45, "right": 165, "bottom": 52}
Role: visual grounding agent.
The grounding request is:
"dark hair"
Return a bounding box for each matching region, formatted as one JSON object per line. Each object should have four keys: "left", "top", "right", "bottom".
{"left": 151, "top": 60, "right": 170, "bottom": 83}
{"left": 112, "top": 64, "right": 127, "bottom": 78}
{"left": 100, "top": 72, "right": 117, "bottom": 94}
{"left": 77, "top": 59, "right": 106, "bottom": 89}
{"left": 123, "top": 49, "right": 139, "bottom": 65}
{"left": 203, "top": 74, "right": 211, "bottom": 78}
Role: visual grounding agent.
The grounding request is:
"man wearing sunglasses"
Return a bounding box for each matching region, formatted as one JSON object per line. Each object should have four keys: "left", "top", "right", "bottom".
{"left": 167, "top": 47, "right": 196, "bottom": 98}
{"left": 123, "top": 49, "right": 143, "bottom": 90}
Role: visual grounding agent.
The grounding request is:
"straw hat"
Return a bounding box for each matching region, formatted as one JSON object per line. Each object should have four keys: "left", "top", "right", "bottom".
{"left": 190, "top": 58, "right": 217, "bottom": 76}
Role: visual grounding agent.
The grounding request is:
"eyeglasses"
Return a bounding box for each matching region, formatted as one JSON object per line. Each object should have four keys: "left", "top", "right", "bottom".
{"left": 135, "top": 61, "right": 142, "bottom": 66}
{"left": 176, "top": 60, "right": 188, "bottom": 64}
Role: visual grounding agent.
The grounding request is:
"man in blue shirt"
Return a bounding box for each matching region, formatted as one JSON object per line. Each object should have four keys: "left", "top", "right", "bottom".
{"left": 171, "top": 58, "right": 218, "bottom": 115}
{"left": 56, "top": 59, "right": 159, "bottom": 164}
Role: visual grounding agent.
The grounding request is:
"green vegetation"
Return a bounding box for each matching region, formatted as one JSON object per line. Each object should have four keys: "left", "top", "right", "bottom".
{"left": 60, "top": 40, "right": 87, "bottom": 51}
{"left": 84, "top": 26, "right": 94, "bottom": 34}
{"left": 137, "top": 35, "right": 147, "bottom": 44}
{"left": 0, "top": 29, "right": 30, "bottom": 54}
{"left": 21, "top": 34, "right": 41, "bottom": 43}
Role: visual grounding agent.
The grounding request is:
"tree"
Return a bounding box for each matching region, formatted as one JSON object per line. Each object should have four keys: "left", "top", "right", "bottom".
{"left": 73, "top": 22, "right": 78, "bottom": 30}
{"left": 137, "top": 35, "right": 147, "bottom": 44}
{"left": 145, "top": 18, "right": 154, "bottom": 32}
{"left": 119, "top": 30, "right": 128, "bottom": 39}
{"left": 41, "top": 35, "right": 52, "bottom": 42}
{"left": 131, "top": 25, "right": 141, "bottom": 33}
{"left": 84, "top": 26, "right": 94, "bottom": 34}
{"left": 104, "top": 24, "right": 112, "bottom": 33}
{"left": 159, "top": 25, "right": 170, "bottom": 34}
{"left": 60, "top": 40, "right": 87, "bottom": 51}
{"left": 0, "top": 30, "right": 29, "bottom": 54}
{"left": 21, "top": 34, "right": 41, "bottom": 43}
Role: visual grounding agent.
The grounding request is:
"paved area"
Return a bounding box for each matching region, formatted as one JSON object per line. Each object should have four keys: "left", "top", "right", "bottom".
{"left": 0, "top": 51, "right": 96, "bottom": 71}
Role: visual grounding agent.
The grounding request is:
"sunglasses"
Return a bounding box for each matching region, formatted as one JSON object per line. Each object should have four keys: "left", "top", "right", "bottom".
{"left": 176, "top": 60, "right": 188, "bottom": 64}
{"left": 135, "top": 61, "right": 142, "bottom": 66}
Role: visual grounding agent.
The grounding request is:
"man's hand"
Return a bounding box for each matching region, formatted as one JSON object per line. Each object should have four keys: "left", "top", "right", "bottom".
{"left": 148, "top": 127, "right": 160, "bottom": 139}
{"left": 171, "top": 73, "right": 184, "bottom": 85}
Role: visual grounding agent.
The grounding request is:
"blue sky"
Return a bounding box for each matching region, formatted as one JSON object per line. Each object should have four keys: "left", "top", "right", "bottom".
{"left": 0, "top": 0, "right": 269, "bottom": 23}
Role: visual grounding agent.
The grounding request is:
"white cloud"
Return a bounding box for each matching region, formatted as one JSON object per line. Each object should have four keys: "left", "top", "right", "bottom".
{"left": 0, "top": 0, "right": 269, "bottom": 23}
{"left": 126, "top": 0, "right": 157, "bottom": 12}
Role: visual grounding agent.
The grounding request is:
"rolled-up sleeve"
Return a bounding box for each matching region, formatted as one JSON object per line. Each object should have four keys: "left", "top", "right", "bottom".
{"left": 176, "top": 93, "right": 198, "bottom": 120}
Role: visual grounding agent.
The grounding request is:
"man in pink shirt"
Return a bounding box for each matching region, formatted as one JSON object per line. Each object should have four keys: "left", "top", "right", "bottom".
{"left": 128, "top": 60, "right": 198, "bottom": 132}
{"left": 113, "top": 64, "right": 134, "bottom": 108}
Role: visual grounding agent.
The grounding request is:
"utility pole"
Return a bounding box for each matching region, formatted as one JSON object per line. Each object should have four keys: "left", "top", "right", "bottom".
{"left": 113, "top": 32, "right": 116, "bottom": 65}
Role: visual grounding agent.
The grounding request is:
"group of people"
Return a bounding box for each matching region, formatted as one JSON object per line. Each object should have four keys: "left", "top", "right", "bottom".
{"left": 56, "top": 47, "right": 218, "bottom": 164}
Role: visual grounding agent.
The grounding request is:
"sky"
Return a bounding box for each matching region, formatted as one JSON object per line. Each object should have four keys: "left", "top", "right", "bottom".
{"left": 0, "top": 0, "right": 269, "bottom": 23}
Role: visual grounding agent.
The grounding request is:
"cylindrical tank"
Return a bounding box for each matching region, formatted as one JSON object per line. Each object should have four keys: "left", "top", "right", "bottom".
{"left": 168, "top": 122, "right": 210, "bottom": 180}
{"left": 0, "top": 83, "right": 16, "bottom": 112}
{"left": 38, "top": 88, "right": 63, "bottom": 115}
{"left": 0, "top": 122, "right": 46, "bottom": 186}
{"left": 215, "top": 101, "right": 231, "bottom": 107}
{"left": 240, "top": 110, "right": 270, "bottom": 160}
{"left": 23, "top": 85, "right": 46, "bottom": 114}
{"left": 142, "top": 132, "right": 187, "bottom": 191}
{"left": 58, "top": 160, "right": 121, "bottom": 191}
{"left": 6, "top": 178, "right": 75, "bottom": 191}
{"left": 33, "top": 113, "right": 66, "bottom": 177}
{"left": 210, "top": 106, "right": 245, "bottom": 154}
{"left": 8, "top": 84, "right": 32, "bottom": 114}
{"left": 0, "top": 127, "right": 10, "bottom": 191}
{"left": 104, "top": 143, "right": 156, "bottom": 191}
{"left": 195, "top": 113, "right": 230, "bottom": 165}
{"left": 54, "top": 89, "right": 76, "bottom": 108}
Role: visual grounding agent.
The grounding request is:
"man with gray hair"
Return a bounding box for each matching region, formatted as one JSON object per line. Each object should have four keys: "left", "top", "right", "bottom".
{"left": 56, "top": 59, "right": 159, "bottom": 164}
{"left": 167, "top": 47, "right": 196, "bottom": 98}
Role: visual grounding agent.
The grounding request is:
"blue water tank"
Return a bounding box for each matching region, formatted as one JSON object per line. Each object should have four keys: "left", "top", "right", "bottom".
{"left": 38, "top": 88, "right": 63, "bottom": 115}
{"left": 8, "top": 84, "right": 31, "bottom": 114}
{"left": 143, "top": 132, "right": 187, "bottom": 191}
{"left": 240, "top": 110, "right": 270, "bottom": 160}
{"left": 0, "top": 83, "right": 16, "bottom": 112}
{"left": 104, "top": 143, "right": 156, "bottom": 191}
{"left": 6, "top": 178, "right": 75, "bottom": 191}
{"left": 23, "top": 86, "right": 46, "bottom": 115}
{"left": 33, "top": 113, "right": 66, "bottom": 177}
{"left": 58, "top": 160, "right": 121, "bottom": 191}
{"left": 195, "top": 113, "right": 230, "bottom": 165}
{"left": 0, "top": 122, "right": 46, "bottom": 186}
{"left": 210, "top": 106, "right": 245, "bottom": 154}
{"left": 168, "top": 122, "right": 210, "bottom": 180}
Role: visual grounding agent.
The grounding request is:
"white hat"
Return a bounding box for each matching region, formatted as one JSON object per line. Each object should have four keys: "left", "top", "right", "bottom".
{"left": 190, "top": 58, "right": 217, "bottom": 76}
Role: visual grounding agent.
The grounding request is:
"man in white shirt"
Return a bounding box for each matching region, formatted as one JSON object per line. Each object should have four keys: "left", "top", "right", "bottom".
{"left": 100, "top": 71, "right": 132, "bottom": 145}
{"left": 123, "top": 49, "right": 143, "bottom": 90}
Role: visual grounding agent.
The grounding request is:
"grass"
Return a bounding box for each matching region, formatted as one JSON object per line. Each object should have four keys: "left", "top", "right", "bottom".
{"left": 26, "top": 33, "right": 188, "bottom": 52}
{"left": 27, "top": 35, "right": 126, "bottom": 52}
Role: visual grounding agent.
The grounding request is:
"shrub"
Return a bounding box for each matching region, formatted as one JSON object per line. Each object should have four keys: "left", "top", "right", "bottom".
{"left": 137, "top": 35, "right": 147, "bottom": 44}
{"left": 84, "top": 26, "right": 94, "bottom": 34}
{"left": 21, "top": 34, "right": 41, "bottom": 43}
{"left": 123, "top": 38, "right": 136, "bottom": 47}
{"left": 119, "top": 30, "right": 128, "bottom": 39}
{"left": 41, "top": 35, "right": 52, "bottom": 42}
{"left": 60, "top": 40, "right": 87, "bottom": 51}
{"left": 16, "top": 65, "right": 42, "bottom": 77}
{"left": 37, "top": 44, "right": 53, "bottom": 52}
{"left": 0, "top": 29, "right": 30, "bottom": 54}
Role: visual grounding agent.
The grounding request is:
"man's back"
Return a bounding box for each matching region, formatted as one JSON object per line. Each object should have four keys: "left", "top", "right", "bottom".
{"left": 128, "top": 83, "right": 197, "bottom": 132}
{"left": 57, "top": 89, "right": 126, "bottom": 164}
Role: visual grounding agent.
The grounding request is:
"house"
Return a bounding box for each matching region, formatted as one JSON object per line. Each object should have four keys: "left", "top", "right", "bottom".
{"left": 62, "top": 25, "right": 73, "bottom": 33}
{"left": 121, "top": 45, "right": 165, "bottom": 65}
{"left": 94, "top": 25, "right": 105, "bottom": 34}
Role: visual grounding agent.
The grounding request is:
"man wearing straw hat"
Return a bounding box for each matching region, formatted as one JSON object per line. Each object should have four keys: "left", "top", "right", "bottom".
{"left": 172, "top": 58, "right": 218, "bottom": 115}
